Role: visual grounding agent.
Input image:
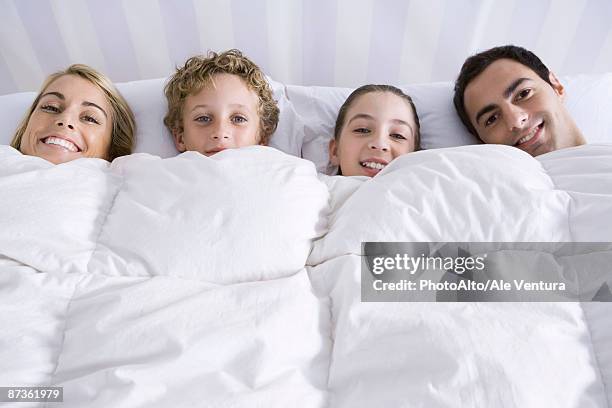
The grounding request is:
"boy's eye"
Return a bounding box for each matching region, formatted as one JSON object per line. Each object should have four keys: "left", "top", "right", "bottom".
{"left": 354, "top": 127, "right": 370, "bottom": 134}
{"left": 195, "top": 115, "right": 211, "bottom": 123}
{"left": 390, "top": 133, "right": 406, "bottom": 140}
{"left": 41, "top": 104, "right": 60, "bottom": 113}
{"left": 232, "top": 115, "right": 247, "bottom": 124}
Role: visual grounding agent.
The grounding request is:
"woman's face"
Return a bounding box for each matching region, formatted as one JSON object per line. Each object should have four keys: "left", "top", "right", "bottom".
{"left": 330, "top": 92, "right": 417, "bottom": 177}
{"left": 20, "top": 74, "right": 113, "bottom": 164}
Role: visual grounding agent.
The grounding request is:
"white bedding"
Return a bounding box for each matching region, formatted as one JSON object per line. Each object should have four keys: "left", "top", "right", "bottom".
{"left": 1, "top": 142, "right": 611, "bottom": 407}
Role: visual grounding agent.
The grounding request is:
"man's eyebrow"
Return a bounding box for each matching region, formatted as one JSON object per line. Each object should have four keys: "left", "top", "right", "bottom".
{"left": 475, "top": 104, "right": 497, "bottom": 125}
{"left": 474, "top": 77, "right": 532, "bottom": 125}
{"left": 40, "top": 92, "right": 108, "bottom": 118}
{"left": 503, "top": 77, "right": 531, "bottom": 98}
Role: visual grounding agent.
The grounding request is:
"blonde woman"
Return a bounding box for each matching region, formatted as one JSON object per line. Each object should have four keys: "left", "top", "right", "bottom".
{"left": 11, "top": 64, "right": 136, "bottom": 164}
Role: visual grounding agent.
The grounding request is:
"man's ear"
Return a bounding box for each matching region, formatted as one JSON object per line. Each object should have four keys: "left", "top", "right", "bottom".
{"left": 548, "top": 71, "right": 565, "bottom": 101}
{"left": 329, "top": 138, "right": 340, "bottom": 166}
{"left": 172, "top": 128, "right": 186, "bottom": 152}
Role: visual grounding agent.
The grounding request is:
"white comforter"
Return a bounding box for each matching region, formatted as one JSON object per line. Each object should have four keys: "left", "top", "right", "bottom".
{"left": 1, "top": 144, "right": 611, "bottom": 407}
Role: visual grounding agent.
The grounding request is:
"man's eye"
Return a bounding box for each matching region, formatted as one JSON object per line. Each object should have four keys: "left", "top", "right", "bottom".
{"left": 83, "top": 115, "right": 100, "bottom": 125}
{"left": 484, "top": 114, "right": 498, "bottom": 127}
{"left": 232, "top": 115, "right": 247, "bottom": 124}
{"left": 391, "top": 133, "right": 406, "bottom": 140}
{"left": 195, "top": 115, "right": 211, "bottom": 123}
{"left": 41, "top": 105, "right": 60, "bottom": 113}
{"left": 354, "top": 128, "right": 370, "bottom": 134}
{"left": 516, "top": 88, "right": 532, "bottom": 100}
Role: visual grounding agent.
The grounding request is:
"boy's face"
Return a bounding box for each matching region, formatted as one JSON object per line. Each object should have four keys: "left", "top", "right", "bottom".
{"left": 329, "top": 92, "right": 417, "bottom": 177}
{"left": 173, "top": 73, "right": 261, "bottom": 156}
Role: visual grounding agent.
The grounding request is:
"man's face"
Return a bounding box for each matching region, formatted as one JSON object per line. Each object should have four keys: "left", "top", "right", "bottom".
{"left": 464, "top": 58, "right": 584, "bottom": 157}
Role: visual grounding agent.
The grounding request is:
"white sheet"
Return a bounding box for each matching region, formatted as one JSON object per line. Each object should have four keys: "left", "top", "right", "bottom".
{"left": 1, "top": 143, "right": 612, "bottom": 407}
{"left": 0, "top": 145, "right": 329, "bottom": 283}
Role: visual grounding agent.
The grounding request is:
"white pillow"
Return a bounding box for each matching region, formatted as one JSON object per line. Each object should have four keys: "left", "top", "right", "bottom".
{"left": 2, "top": 73, "right": 611, "bottom": 172}
{"left": 0, "top": 91, "right": 35, "bottom": 147}
{"left": 289, "top": 74, "right": 612, "bottom": 173}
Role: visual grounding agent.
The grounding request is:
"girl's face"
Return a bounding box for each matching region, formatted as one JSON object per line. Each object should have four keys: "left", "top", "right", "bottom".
{"left": 329, "top": 92, "right": 417, "bottom": 177}
{"left": 20, "top": 74, "right": 113, "bottom": 164}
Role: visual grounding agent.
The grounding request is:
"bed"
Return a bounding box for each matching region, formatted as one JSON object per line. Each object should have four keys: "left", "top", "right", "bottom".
{"left": 1, "top": 67, "right": 612, "bottom": 407}
{"left": 3, "top": 4, "right": 612, "bottom": 407}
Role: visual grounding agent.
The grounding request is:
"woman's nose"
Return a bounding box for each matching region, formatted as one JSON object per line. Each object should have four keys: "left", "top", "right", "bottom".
{"left": 55, "top": 114, "right": 75, "bottom": 130}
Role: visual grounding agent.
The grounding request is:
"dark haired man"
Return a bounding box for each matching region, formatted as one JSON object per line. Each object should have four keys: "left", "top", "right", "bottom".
{"left": 453, "top": 45, "right": 585, "bottom": 157}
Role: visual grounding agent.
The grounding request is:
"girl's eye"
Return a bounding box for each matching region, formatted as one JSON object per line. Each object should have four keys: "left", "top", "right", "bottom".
{"left": 354, "top": 128, "right": 370, "bottom": 134}
{"left": 484, "top": 113, "right": 498, "bottom": 127}
{"left": 232, "top": 115, "right": 247, "bottom": 124}
{"left": 41, "top": 104, "right": 60, "bottom": 113}
{"left": 516, "top": 88, "right": 532, "bottom": 101}
{"left": 83, "top": 115, "right": 100, "bottom": 125}
{"left": 195, "top": 115, "right": 211, "bottom": 123}
{"left": 391, "top": 133, "right": 406, "bottom": 140}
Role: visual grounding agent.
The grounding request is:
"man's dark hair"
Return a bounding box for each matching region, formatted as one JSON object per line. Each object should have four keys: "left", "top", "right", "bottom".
{"left": 453, "top": 45, "right": 552, "bottom": 137}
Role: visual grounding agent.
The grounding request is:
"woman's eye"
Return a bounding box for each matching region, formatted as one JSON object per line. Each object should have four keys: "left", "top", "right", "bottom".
{"left": 195, "top": 115, "right": 211, "bottom": 123}
{"left": 484, "top": 114, "right": 498, "bottom": 127}
{"left": 232, "top": 115, "right": 247, "bottom": 124}
{"left": 391, "top": 133, "right": 406, "bottom": 140}
{"left": 516, "top": 88, "right": 532, "bottom": 100}
{"left": 354, "top": 128, "right": 370, "bottom": 134}
{"left": 41, "top": 104, "right": 60, "bottom": 113}
{"left": 83, "top": 115, "right": 100, "bottom": 125}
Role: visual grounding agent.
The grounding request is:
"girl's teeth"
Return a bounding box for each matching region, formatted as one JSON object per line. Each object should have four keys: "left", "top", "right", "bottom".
{"left": 361, "top": 161, "right": 386, "bottom": 170}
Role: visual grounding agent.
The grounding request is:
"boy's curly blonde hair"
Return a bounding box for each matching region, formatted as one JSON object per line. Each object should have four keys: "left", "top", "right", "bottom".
{"left": 163, "top": 49, "right": 279, "bottom": 145}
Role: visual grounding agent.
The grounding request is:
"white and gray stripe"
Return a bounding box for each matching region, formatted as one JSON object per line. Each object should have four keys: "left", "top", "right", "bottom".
{"left": 1, "top": 0, "right": 612, "bottom": 95}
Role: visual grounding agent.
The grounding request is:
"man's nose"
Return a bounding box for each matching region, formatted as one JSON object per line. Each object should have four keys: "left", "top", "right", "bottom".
{"left": 504, "top": 104, "right": 528, "bottom": 132}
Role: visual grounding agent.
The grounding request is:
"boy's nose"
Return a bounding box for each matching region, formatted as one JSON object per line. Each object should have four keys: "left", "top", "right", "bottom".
{"left": 211, "top": 122, "right": 231, "bottom": 140}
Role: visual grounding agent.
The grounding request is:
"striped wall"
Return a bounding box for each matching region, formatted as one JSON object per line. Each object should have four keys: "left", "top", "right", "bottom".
{"left": 1, "top": 0, "right": 612, "bottom": 95}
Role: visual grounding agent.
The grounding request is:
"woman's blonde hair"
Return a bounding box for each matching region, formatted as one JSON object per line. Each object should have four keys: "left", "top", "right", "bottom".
{"left": 163, "top": 49, "right": 279, "bottom": 145}
{"left": 11, "top": 64, "right": 136, "bottom": 161}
